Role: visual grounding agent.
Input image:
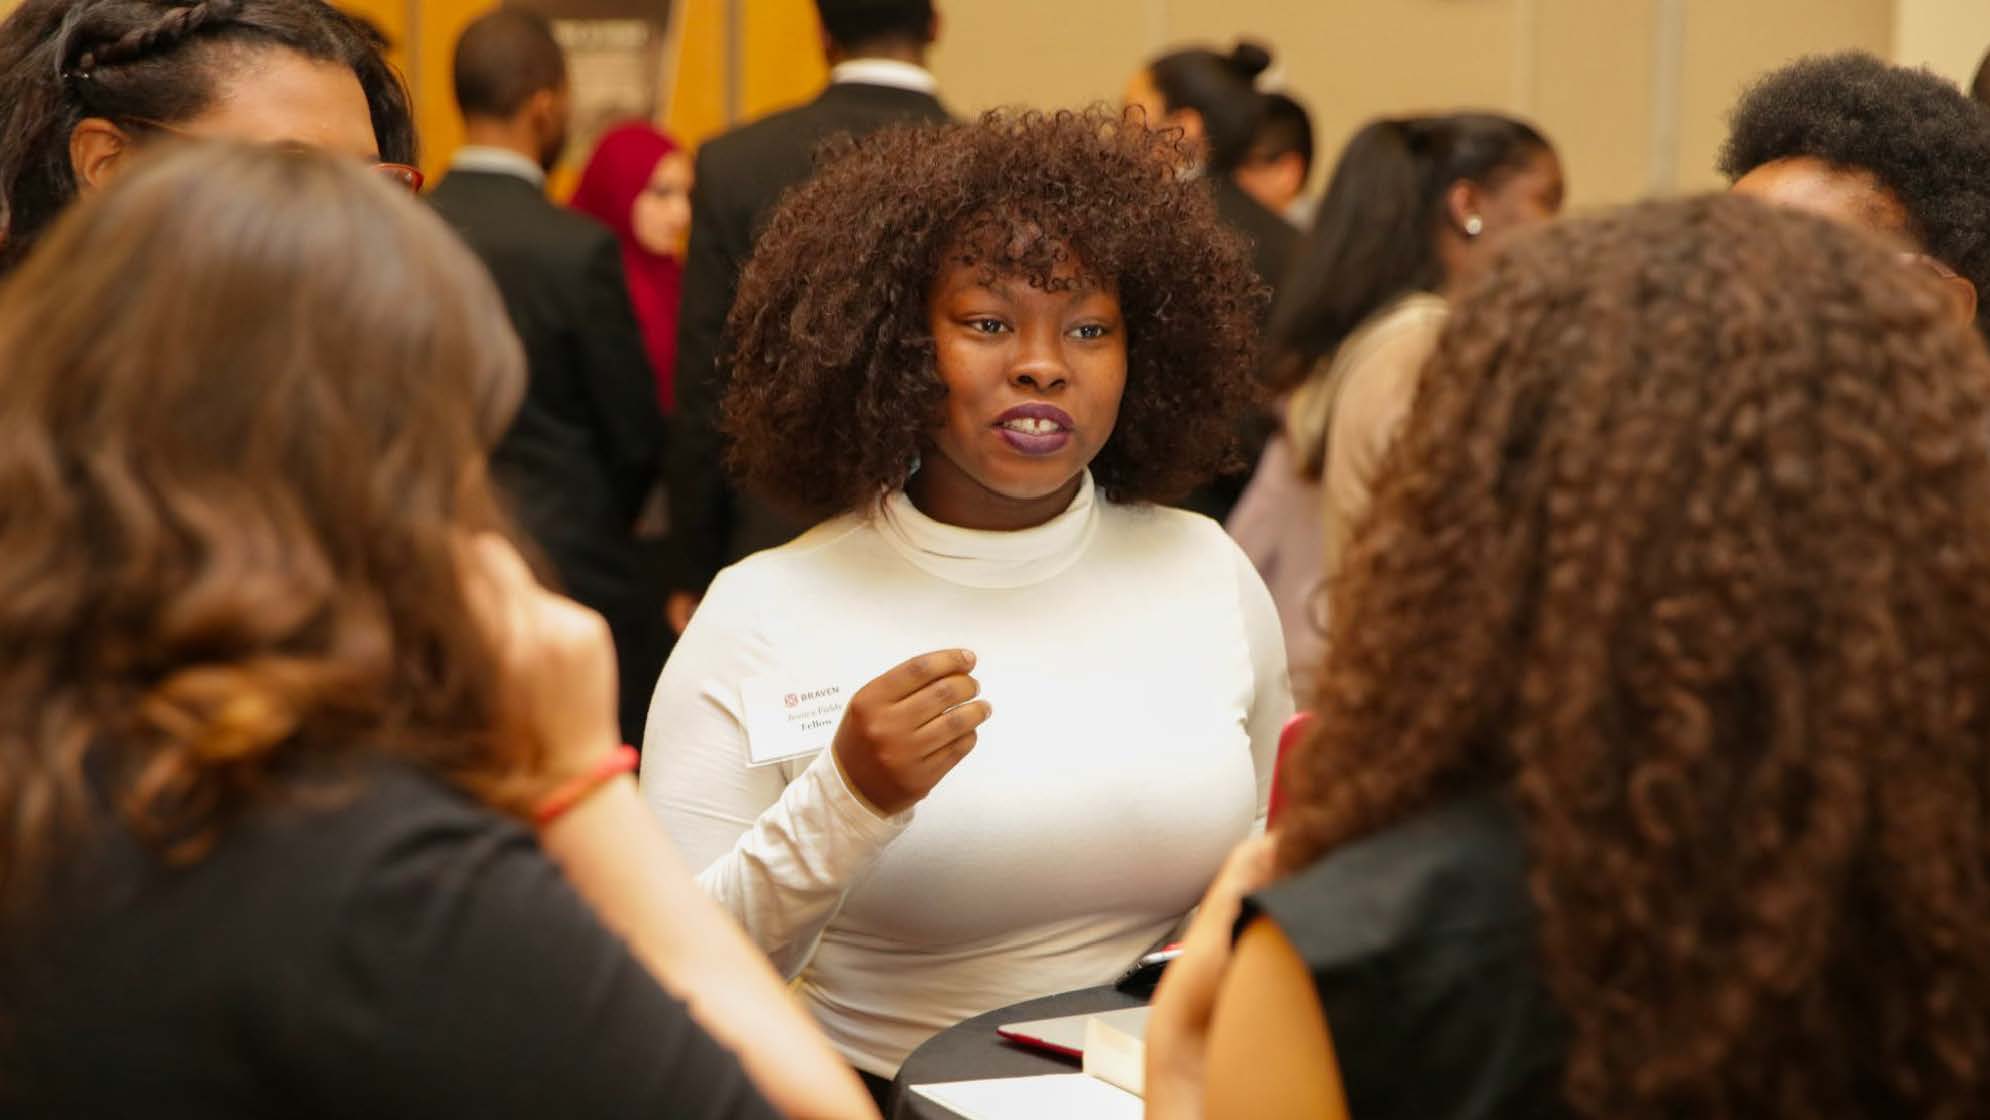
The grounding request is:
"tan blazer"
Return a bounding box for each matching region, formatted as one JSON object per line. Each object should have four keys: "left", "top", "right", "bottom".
{"left": 1286, "top": 293, "right": 1450, "bottom": 585}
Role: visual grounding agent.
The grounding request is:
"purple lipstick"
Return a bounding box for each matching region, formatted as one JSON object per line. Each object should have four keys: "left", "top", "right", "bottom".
{"left": 992, "top": 402, "right": 1075, "bottom": 455}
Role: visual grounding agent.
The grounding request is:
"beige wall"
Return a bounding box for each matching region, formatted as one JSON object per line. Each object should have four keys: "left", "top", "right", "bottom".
{"left": 1894, "top": 0, "right": 1990, "bottom": 86}
{"left": 928, "top": 0, "right": 1899, "bottom": 209}
{"left": 4, "top": 0, "right": 1983, "bottom": 203}
{"left": 1677, "top": 0, "right": 1894, "bottom": 194}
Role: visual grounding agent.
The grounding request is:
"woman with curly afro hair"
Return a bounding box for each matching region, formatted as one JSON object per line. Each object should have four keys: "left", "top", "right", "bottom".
{"left": 639, "top": 108, "right": 1292, "bottom": 1085}
{"left": 1144, "top": 195, "right": 1990, "bottom": 1119}
{"left": 1721, "top": 52, "right": 1990, "bottom": 339}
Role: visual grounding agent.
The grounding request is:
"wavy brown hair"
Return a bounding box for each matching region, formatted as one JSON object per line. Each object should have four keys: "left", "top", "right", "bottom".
{"left": 722, "top": 108, "right": 1265, "bottom": 521}
{"left": 1279, "top": 195, "right": 1990, "bottom": 1118}
{"left": 0, "top": 143, "right": 537, "bottom": 921}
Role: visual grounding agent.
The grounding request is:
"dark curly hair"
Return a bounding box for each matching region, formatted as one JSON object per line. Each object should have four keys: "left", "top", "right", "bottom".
{"left": 1280, "top": 194, "right": 1990, "bottom": 1118}
{"left": 1717, "top": 51, "right": 1990, "bottom": 339}
{"left": 722, "top": 108, "right": 1265, "bottom": 521}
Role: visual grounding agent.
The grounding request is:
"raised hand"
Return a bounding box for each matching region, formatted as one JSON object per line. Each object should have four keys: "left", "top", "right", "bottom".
{"left": 831, "top": 649, "right": 992, "bottom": 816}
{"left": 457, "top": 532, "right": 622, "bottom": 792}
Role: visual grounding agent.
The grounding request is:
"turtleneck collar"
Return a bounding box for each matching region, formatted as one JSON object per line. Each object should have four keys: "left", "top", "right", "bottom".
{"left": 875, "top": 472, "right": 1100, "bottom": 589}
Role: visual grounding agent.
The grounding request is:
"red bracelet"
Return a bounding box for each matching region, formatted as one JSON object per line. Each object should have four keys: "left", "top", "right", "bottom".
{"left": 532, "top": 745, "right": 639, "bottom": 828}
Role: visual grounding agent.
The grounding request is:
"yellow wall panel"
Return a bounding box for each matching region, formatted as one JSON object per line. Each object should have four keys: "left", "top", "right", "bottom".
{"left": 742, "top": 0, "right": 826, "bottom": 121}
{"left": 664, "top": 0, "right": 729, "bottom": 151}
{"left": 665, "top": 0, "right": 828, "bottom": 153}
{"left": 409, "top": 0, "right": 499, "bottom": 180}
{"left": 333, "top": 0, "right": 410, "bottom": 73}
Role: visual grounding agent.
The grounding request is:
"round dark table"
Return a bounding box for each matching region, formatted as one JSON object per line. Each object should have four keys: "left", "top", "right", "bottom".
{"left": 888, "top": 985, "right": 1146, "bottom": 1120}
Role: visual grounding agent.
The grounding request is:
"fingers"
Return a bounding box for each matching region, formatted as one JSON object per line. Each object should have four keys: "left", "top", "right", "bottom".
{"left": 871, "top": 649, "right": 976, "bottom": 703}
{"left": 455, "top": 530, "right": 613, "bottom": 669}
{"left": 919, "top": 729, "right": 979, "bottom": 782}
{"left": 914, "top": 698, "right": 992, "bottom": 754}
{"left": 897, "top": 670, "right": 981, "bottom": 726}
{"left": 1179, "top": 835, "right": 1281, "bottom": 955}
{"left": 1214, "top": 833, "right": 1279, "bottom": 898}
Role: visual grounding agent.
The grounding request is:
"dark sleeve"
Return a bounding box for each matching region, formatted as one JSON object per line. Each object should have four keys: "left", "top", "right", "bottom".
{"left": 1241, "top": 869, "right": 1404, "bottom": 1108}
{"left": 1239, "top": 798, "right": 1565, "bottom": 1120}
{"left": 574, "top": 232, "right": 669, "bottom": 521}
{"left": 667, "top": 145, "right": 746, "bottom": 594}
{"left": 273, "top": 784, "right": 781, "bottom": 1120}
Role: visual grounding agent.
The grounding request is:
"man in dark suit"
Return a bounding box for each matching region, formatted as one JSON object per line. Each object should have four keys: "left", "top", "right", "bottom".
{"left": 665, "top": 0, "right": 949, "bottom": 633}
{"left": 427, "top": 8, "right": 668, "bottom": 746}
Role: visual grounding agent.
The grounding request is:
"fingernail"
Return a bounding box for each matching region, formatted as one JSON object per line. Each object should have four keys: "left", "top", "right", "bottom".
{"left": 960, "top": 649, "right": 976, "bottom": 669}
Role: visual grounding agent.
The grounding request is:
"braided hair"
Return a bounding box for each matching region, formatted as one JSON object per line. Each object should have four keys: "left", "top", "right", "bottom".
{"left": 68, "top": 0, "right": 243, "bottom": 75}
{"left": 0, "top": 0, "right": 413, "bottom": 272}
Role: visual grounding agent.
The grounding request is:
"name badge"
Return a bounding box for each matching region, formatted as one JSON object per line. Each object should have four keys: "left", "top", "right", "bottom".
{"left": 739, "top": 676, "right": 853, "bottom": 767}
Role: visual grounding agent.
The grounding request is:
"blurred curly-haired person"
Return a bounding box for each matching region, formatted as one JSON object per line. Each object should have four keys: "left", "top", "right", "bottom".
{"left": 1143, "top": 194, "right": 1990, "bottom": 1119}
{"left": 1722, "top": 51, "right": 1990, "bottom": 339}
{"left": 639, "top": 108, "right": 1292, "bottom": 1089}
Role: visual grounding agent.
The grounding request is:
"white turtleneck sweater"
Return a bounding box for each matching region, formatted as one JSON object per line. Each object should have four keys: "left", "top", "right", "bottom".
{"left": 639, "top": 475, "right": 1291, "bottom": 1075}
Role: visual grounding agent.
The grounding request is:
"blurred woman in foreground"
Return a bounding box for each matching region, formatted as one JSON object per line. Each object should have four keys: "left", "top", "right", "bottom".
{"left": 1153, "top": 195, "right": 1990, "bottom": 1118}
{"left": 0, "top": 142, "right": 872, "bottom": 1120}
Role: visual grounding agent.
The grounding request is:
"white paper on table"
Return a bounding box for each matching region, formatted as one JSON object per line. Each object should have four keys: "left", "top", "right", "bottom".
{"left": 909, "top": 1074, "right": 1143, "bottom": 1120}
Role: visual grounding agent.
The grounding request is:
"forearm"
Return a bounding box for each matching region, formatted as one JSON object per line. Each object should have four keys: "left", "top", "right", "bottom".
{"left": 687, "top": 750, "right": 910, "bottom": 976}
{"left": 542, "top": 778, "right": 877, "bottom": 1120}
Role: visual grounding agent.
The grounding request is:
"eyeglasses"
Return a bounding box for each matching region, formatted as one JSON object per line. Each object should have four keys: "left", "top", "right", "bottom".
{"left": 373, "top": 162, "right": 426, "bottom": 192}
{"left": 119, "top": 117, "right": 425, "bottom": 194}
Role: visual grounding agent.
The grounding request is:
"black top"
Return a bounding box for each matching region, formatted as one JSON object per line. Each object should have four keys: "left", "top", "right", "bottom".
{"left": 668, "top": 80, "right": 951, "bottom": 595}
{"left": 1210, "top": 173, "right": 1298, "bottom": 305}
{"left": 0, "top": 761, "right": 779, "bottom": 1120}
{"left": 1244, "top": 793, "right": 1568, "bottom": 1119}
{"left": 1181, "top": 176, "right": 1297, "bottom": 525}
{"left": 427, "top": 171, "right": 670, "bottom": 742}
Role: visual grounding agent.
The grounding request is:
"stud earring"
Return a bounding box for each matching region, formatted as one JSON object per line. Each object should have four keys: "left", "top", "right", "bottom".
{"left": 1464, "top": 214, "right": 1485, "bottom": 237}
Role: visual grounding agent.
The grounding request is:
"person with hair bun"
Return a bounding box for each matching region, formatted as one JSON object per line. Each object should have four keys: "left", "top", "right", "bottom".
{"left": 1125, "top": 40, "right": 1297, "bottom": 303}
{"left": 640, "top": 108, "right": 1291, "bottom": 1091}
{"left": 1147, "top": 194, "right": 1990, "bottom": 1119}
{"left": 0, "top": 0, "right": 416, "bottom": 273}
{"left": 1124, "top": 41, "right": 1300, "bottom": 524}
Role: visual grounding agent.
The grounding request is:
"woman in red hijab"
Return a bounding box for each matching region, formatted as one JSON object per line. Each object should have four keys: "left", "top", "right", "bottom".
{"left": 570, "top": 122, "right": 691, "bottom": 413}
